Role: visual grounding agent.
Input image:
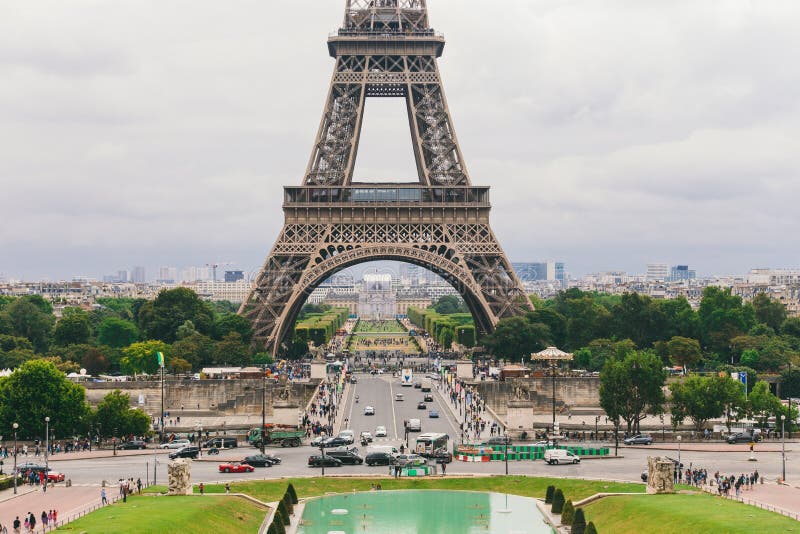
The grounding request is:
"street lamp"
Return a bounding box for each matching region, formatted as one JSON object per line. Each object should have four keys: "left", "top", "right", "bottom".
{"left": 781, "top": 414, "right": 786, "bottom": 482}
{"left": 504, "top": 431, "right": 509, "bottom": 476}
{"left": 12, "top": 423, "right": 18, "bottom": 494}
{"left": 45, "top": 416, "right": 50, "bottom": 478}
{"left": 595, "top": 416, "right": 600, "bottom": 442}
{"left": 677, "top": 435, "right": 682, "bottom": 479}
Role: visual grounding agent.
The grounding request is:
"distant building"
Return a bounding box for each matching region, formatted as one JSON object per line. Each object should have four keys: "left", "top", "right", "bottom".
{"left": 131, "top": 266, "right": 146, "bottom": 284}
{"left": 670, "top": 265, "right": 696, "bottom": 282}
{"left": 646, "top": 263, "right": 669, "bottom": 282}
{"left": 513, "top": 261, "right": 565, "bottom": 285}
{"left": 224, "top": 270, "right": 244, "bottom": 282}
{"left": 157, "top": 266, "right": 178, "bottom": 284}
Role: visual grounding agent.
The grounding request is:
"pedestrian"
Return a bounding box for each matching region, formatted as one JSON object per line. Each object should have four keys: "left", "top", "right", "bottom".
{"left": 13, "top": 516, "right": 20, "bottom": 534}
{"left": 101, "top": 488, "right": 107, "bottom": 505}
{"left": 441, "top": 461, "right": 446, "bottom": 476}
{"left": 225, "top": 483, "right": 230, "bottom": 494}
{"left": 199, "top": 482, "right": 204, "bottom": 495}
{"left": 40, "top": 512, "right": 47, "bottom": 531}
{"left": 137, "top": 478, "right": 142, "bottom": 494}
{"left": 27, "top": 513, "right": 34, "bottom": 534}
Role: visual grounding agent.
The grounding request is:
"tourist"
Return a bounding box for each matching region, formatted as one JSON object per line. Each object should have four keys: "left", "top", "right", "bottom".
{"left": 12, "top": 517, "right": 19, "bottom": 534}
{"left": 101, "top": 488, "right": 107, "bottom": 505}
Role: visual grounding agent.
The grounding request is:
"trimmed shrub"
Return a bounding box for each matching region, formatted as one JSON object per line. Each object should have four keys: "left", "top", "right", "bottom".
{"left": 287, "top": 483, "right": 298, "bottom": 504}
{"left": 273, "top": 518, "right": 286, "bottom": 534}
{"left": 572, "top": 508, "right": 587, "bottom": 534}
{"left": 551, "top": 488, "right": 565, "bottom": 514}
{"left": 561, "top": 500, "right": 575, "bottom": 525}
{"left": 277, "top": 499, "right": 290, "bottom": 525}
{"left": 545, "top": 485, "right": 555, "bottom": 504}
{"left": 585, "top": 521, "right": 598, "bottom": 534}
{"left": 283, "top": 492, "right": 294, "bottom": 515}
{"left": 267, "top": 522, "right": 277, "bottom": 534}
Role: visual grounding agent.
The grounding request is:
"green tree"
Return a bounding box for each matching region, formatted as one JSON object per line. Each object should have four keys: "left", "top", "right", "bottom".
{"left": 81, "top": 347, "right": 111, "bottom": 375}
{"left": 780, "top": 368, "right": 800, "bottom": 399}
{"left": 600, "top": 351, "right": 666, "bottom": 434}
{"left": 611, "top": 293, "right": 667, "bottom": 348}
{"left": 92, "top": 390, "right": 151, "bottom": 438}
{"left": 658, "top": 297, "right": 699, "bottom": 341}
{"left": 581, "top": 339, "right": 636, "bottom": 371}
{"left": 698, "top": 287, "right": 755, "bottom": 359}
{"left": 482, "top": 316, "right": 551, "bottom": 362}
{"left": 748, "top": 381, "right": 782, "bottom": 428}
{"left": 171, "top": 332, "right": 215, "bottom": 370}
{"left": 0, "top": 334, "right": 34, "bottom": 352}
{"left": 137, "top": 288, "right": 214, "bottom": 343}
{"left": 666, "top": 336, "right": 702, "bottom": 369}
{"left": 781, "top": 317, "right": 800, "bottom": 339}
{"left": 121, "top": 340, "right": 170, "bottom": 375}
{"left": 213, "top": 314, "right": 253, "bottom": 344}
{"left": 527, "top": 308, "right": 567, "bottom": 348}
{"left": 561, "top": 500, "right": 575, "bottom": 525}
{"left": 175, "top": 320, "right": 197, "bottom": 340}
{"left": 0, "top": 348, "right": 35, "bottom": 369}
{"left": 551, "top": 488, "right": 565, "bottom": 514}
{"left": 432, "top": 295, "right": 468, "bottom": 315}
{"left": 752, "top": 293, "right": 788, "bottom": 332}
{"left": 97, "top": 317, "right": 140, "bottom": 348}
{"left": 740, "top": 349, "right": 759, "bottom": 369}
{"left": 0, "top": 359, "right": 91, "bottom": 438}
{"left": 3, "top": 296, "right": 55, "bottom": 352}
{"left": 53, "top": 309, "right": 92, "bottom": 346}
{"left": 212, "top": 332, "right": 252, "bottom": 366}
{"left": 571, "top": 508, "right": 587, "bottom": 534}
{"left": 670, "top": 375, "right": 745, "bottom": 432}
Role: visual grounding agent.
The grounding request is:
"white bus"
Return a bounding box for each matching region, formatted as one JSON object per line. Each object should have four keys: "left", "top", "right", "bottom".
{"left": 415, "top": 432, "right": 449, "bottom": 458}
{"left": 401, "top": 368, "right": 413, "bottom": 386}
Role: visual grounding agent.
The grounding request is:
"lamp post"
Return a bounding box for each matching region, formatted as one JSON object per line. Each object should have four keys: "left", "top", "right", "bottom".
{"left": 595, "top": 416, "right": 600, "bottom": 442}
{"left": 781, "top": 415, "right": 786, "bottom": 482}
{"left": 44, "top": 416, "right": 50, "bottom": 477}
{"left": 504, "top": 431, "right": 509, "bottom": 476}
{"left": 677, "top": 435, "right": 682, "bottom": 477}
{"left": 320, "top": 445, "right": 326, "bottom": 477}
{"left": 12, "top": 423, "right": 18, "bottom": 494}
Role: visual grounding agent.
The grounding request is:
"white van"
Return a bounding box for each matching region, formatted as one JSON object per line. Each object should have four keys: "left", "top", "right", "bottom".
{"left": 544, "top": 449, "right": 580, "bottom": 465}
{"left": 407, "top": 418, "right": 422, "bottom": 432}
{"left": 369, "top": 445, "right": 400, "bottom": 456}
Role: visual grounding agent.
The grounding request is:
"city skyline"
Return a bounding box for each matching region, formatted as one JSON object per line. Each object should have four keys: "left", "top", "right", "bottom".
{"left": 2, "top": 1, "right": 800, "bottom": 280}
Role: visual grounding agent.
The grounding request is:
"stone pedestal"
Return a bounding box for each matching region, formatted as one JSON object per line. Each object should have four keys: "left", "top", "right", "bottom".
{"left": 646, "top": 456, "right": 675, "bottom": 494}
{"left": 168, "top": 459, "right": 192, "bottom": 495}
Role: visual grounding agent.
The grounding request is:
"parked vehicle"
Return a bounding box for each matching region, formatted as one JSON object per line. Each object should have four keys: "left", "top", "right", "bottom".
{"left": 160, "top": 439, "right": 191, "bottom": 450}
{"left": 243, "top": 454, "right": 281, "bottom": 467}
{"left": 308, "top": 455, "right": 343, "bottom": 467}
{"left": 169, "top": 446, "right": 200, "bottom": 460}
{"left": 623, "top": 434, "right": 653, "bottom": 445}
{"left": 47, "top": 471, "right": 66, "bottom": 482}
{"left": 544, "top": 449, "right": 580, "bottom": 465}
{"left": 218, "top": 462, "right": 254, "bottom": 473}
{"left": 118, "top": 440, "right": 147, "bottom": 450}
{"left": 365, "top": 452, "right": 395, "bottom": 466}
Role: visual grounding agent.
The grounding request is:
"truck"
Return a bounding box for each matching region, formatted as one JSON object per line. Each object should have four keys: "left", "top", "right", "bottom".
{"left": 247, "top": 424, "right": 305, "bottom": 448}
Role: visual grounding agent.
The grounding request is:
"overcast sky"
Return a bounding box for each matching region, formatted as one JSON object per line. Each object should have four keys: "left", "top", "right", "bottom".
{"left": 2, "top": 0, "right": 799, "bottom": 281}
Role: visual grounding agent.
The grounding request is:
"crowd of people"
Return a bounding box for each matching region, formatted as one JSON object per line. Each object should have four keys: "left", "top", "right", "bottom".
{"left": 302, "top": 377, "right": 344, "bottom": 438}
{"left": 3, "top": 510, "right": 58, "bottom": 533}
{"left": 441, "top": 378, "right": 497, "bottom": 442}
{"left": 675, "top": 465, "right": 762, "bottom": 499}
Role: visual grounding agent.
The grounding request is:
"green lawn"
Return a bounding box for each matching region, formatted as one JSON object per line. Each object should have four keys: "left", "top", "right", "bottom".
{"left": 56, "top": 494, "right": 266, "bottom": 534}
{"left": 584, "top": 493, "right": 799, "bottom": 533}
{"left": 197, "top": 475, "right": 645, "bottom": 503}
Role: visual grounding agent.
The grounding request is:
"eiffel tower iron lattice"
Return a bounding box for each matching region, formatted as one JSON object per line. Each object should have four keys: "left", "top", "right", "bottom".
{"left": 240, "top": 0, "right": 533, "bottom": 355}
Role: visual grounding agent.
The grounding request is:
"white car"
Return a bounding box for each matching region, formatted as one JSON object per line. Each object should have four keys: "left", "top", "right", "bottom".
{"left": 159, "top": 439, "right": 191, "bottom": 449}
{"left": 360, "top": 431, "right": 373, "bottom": 443}
{"left": 375, "top": 426, "right": 387, "bottom": 437}
{"left": 364, "top": 406, "right": 375, "bottom": 416}
{"left": 338, "top": 430, "right": 355, "bottom": 444}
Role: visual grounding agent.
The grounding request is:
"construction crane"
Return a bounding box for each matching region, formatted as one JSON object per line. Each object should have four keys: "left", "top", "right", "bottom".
{"left": 205, "top": 262, "right": 233, "bottom": 282}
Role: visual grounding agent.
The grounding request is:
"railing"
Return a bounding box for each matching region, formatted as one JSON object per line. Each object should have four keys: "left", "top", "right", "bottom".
{"left": 332, "top": 29, "right": 443, "bottom": 39}
{"left": 284, "top": 185, "right": 490, "bottom": 206}
{"left": 702, "top": 482, "right": 800, "bottom": 521}
{"left": 40, "top": 482, "right": 150, "bottom": 531}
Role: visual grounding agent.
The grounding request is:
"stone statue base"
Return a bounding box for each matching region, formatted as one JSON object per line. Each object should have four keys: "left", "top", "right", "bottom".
{"left": 168, "top": 459, "right": 192, "bottom": 495}
{"left": 646, "top": 456, "right": 675, "bottom": 494}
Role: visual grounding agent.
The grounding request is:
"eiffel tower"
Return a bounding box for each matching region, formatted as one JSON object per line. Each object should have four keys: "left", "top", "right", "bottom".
{"left": 241, "top": 0, "right": 532, "bottom": 355}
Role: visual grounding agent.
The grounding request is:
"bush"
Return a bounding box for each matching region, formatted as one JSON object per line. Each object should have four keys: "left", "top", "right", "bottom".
{"left": 585, "top": 521, "right": 598, "bottom": 534}
{"left": 561, "top": 500, "right": 575, "bottom": 525}
{"left": 545, "top": 485, "right": 555, "bottom": 504}
{"left": 287, "top": 483, "right": 298, "bottom": 504}
{"left": 277, "top": 499, "right": 290, "bottom": 525}
{"left": 551, "top": 488, "right": 565, "bottom": 514}
{"left": 272, "top": 518, "right": 286, "bottom": 534}
{"left": 572, "top": 508, "right": 587, "bottom": 534}
{"left": 283, "top": 492, "right": 294, "bottom": 515}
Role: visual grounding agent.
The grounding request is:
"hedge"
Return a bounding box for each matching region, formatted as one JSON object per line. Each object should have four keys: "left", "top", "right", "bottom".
{"left": 551, "top": 488, "right": 565, "bottom": 514}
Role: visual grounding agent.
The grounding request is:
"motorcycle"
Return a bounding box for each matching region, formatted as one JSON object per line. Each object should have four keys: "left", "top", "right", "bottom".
{"left": 355, "top": 396, "right": 359, "bottom": 404}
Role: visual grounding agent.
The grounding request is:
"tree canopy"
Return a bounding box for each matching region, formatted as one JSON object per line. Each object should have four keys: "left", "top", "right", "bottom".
{"left": 136, "top": 288, "right": 214, "bottom": 343}
{"left": 91, "top": 390, "right": 151, "bottom": 438}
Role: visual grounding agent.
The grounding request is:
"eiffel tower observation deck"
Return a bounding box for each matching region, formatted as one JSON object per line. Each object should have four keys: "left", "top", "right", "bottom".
{"left": 241, "top": 0, "right": 532, "bottom": 356}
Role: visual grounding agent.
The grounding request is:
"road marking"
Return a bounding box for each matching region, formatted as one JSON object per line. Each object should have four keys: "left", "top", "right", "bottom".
{"left": 433, "top": 381, "right": 462, "bottom": 439}
{"left": 345, "top": 381, "right": 357, "bottom": 428}
{"left": 389, "top": 379, "right": 399, "bottom": 440}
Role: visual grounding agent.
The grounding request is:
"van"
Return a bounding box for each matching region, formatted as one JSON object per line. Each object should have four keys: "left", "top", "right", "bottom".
{"left": 544, "top": 449, "right": 580, "bottom": 465}
{"left": 369, "top": 445, "right": 400, "bottom": 456}
{"left": 203, "top": 437, "right": 238, "bottom": 449}
{"left": 407, "top": 418, "right": 422, "bottom": 432}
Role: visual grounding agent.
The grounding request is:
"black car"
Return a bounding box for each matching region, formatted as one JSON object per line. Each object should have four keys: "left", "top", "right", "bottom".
{"left": 727, "top": 432, "right": 760, "bottom": 444}
{"left": 423, "top": 394, "right": 433, "bottom": 402}
{"left": 414, "top": 382, "right": 422, "bottom": 389}
{"left": 325, "top": 449, "right": 364, "bottom": 465}
{"left": 417, "top": 402, "right": 427, "bottom": 410}
{"left": 243, "top": 454, "right": 281, "bottom": 467}
{"left": 321, "top": 437, "right": 350, "bottom": 448}
{"left": 484, "top": 436, "right": 512, "bottom": 446}
{"left": 623, "top": 434, "right": 653, "bottom": 445}
{"left": 118, "top": 440, "right": 146, "bottom": 450}
{"left": 169, "top": 446, "right": 200, "bottom": 460}
{"left": 421, "top": 386, "right": 432, "bottom": 392}
{"left": 308, "top": 455, "right": 343, "bottom": 467}
{"left": 365, "top": 452, "right": 395, "bottom": 466}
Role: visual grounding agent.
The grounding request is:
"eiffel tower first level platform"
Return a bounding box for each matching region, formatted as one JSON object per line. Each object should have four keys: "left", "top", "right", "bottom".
{"left": 240, "top": 1, "right": 533, "bottom": 356}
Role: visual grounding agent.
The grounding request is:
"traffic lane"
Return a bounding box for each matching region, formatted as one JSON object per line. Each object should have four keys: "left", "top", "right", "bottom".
{"left": 392, "top": 383, "right": 456, "bottom": 440}
{"left": 346, "top": 375, "right": 397, "bottom": 440}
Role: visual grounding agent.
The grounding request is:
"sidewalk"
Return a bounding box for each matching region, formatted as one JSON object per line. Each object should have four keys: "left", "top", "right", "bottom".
{"left": 699, "top": 481, "right": 800, "bottom": 519}
{"left": 0, "top": 484, "right": 102, "bottom": 530}
{"left": 434, "top": 380, "right": 499, "bottom": 443}
{"left": 625, "top": 442, "right": 794, "bottom": 453}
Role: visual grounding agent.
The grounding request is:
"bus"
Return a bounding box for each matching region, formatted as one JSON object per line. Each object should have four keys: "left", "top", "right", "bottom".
{"left": 401, "top": 368, "right": 413, "bottom": 386}
{"left": 415, "top": 432, "right": 449, "bottom": 458}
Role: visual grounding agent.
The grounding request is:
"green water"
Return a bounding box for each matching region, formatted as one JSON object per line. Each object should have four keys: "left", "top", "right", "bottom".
{"left": 297, "top": 490, "right": 555, "bottom": 534}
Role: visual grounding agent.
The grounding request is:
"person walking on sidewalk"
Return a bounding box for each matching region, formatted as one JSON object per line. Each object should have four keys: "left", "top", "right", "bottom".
{"left": 101, "top": 488, "right": 108, "bottom": 505}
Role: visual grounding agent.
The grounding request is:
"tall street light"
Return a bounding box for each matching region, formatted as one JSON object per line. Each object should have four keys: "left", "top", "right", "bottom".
{"left": 781, "top": 414, "right": 786, "bottom": 482}
{"left": 45, "top": 416, "right": 50, "bottom": 478}
{"left": 504, "top": 431, "right": 509, "bottom": 476}
{"left": 677, "top": 435, "right": 682, "bottom": 480}
{"left": 12, "top": 423, "right": 18, "bottom": 494}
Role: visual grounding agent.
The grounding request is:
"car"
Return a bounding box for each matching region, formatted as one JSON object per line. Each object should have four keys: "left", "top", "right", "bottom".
{"left": 421, "top": 386, "right": 432, "bottom": 393}
{"left": 364, "top": 406, "right": 375, "bottom": 416}
{"left": 375, "top": 426, "right": 387, "bottom": 437}
{"left": 243, "top": 454, "right": 281, "bottom": 467}
{"left": 423, "top": 394, "right": 433, "bottom": 402}
{"left": 484, "top": 436, "right": 512, "bottom": 446}
{"left": 218, "top": 462, "right": 254, "bottom": 473}
{"left": 338, "top": 430, "right": 355, "bottom": 444}
{"left": 395, "top": 393, "right": 404, "bottom": 401}
{"left": 310, "top": 436, "right": 327, "bottom": 447}
{"left": 727, "top": 432, "right": 760, "bottom": 444}
{"left": 428, "top": 410, "right": 439, "bottom": 418}
{"left": 308, "top": 455, "right": 343, "bottom": 467}
{"left": 431, "top": 451, "right": 453, "bottom": 464}
{"left": 325, "top": 449, "right": 364, "bottom": 465}
{"left": 394, "top": 454, "right": 426, "bottom": 467}
{"left": 365, "top": 452, "right": 395, "bottom": 466}
{"left": 623, "top": 434, "right": 653, "bottom": 445}
{"left": 159, "top": 439, "right": 191, "bottom": 449}
{"left": 16, "top": 462, "right": 47, "bottom": 473}
{"left": 417, "top": 402, "right": 427, "bottom": 410}
{"left": 118, "top": 440, "right": 147, "bottom": 450}
{"left": 203, "top": 437, "right": 238, "bottom": 449}
{"left": 414, "top": 382, "right": 422, "bottom": 389}
{"left": 360, "top": 431, "right": 373, "bottom": 443}
{"left": 321, "top": 437, "right": 350, "bottom": 448}
{"left": 544, "top": 449, "right": 580, "bottom": 465}
{"left": 46, "top": 471, "right": 66, "bottom": 482}
{"left": 407, "top": 418, "right": 422, "bottom": 432}
{"left": 169, "top": 446, "right": 200, "bottom": 460}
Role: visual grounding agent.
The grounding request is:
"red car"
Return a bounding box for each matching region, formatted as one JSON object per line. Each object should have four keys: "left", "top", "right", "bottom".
{"left": 218, "top": 462, "right": 254, "bottom": 473}
{"left": 47, "top": 472, "right": 66, "bottom": 482}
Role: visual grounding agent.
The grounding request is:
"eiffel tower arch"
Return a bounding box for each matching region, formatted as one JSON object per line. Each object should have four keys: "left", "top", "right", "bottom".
{"left": 241, "top": 0, "right": 533, "bottom": 356}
